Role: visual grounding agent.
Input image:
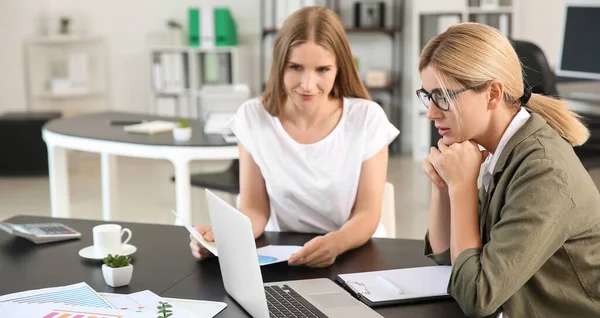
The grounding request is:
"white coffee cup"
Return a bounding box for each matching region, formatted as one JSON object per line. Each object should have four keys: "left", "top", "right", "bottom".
{"left": 93, "top": 224, "right": 132, "bottom": 257}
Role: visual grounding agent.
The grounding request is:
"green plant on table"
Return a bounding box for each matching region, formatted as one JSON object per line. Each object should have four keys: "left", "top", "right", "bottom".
{"left": 103, "top": 254, "right": 131, "bottom": 268}
{"left": 178, "top": 119, "right": 189, "bottom": 128}
{"left": 157, "top": 301, "right": 173, "bottom": 318}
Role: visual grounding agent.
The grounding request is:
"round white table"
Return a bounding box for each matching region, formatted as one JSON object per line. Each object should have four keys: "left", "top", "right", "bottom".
{"left": 42, "top": 111, "right": 238, "bottom": 225}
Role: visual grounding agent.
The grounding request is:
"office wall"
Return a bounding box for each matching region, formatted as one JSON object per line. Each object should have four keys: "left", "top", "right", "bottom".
{"left": 514, "top": 0, "right": 563, "bottom": 68}
{"left": 0, "top": 0, "right": 48, "bottom": 112}
{"left": 0, "top": 0, "right": 260, "bottom": 114}
{"left": 0, "top": 0, "right": 574, "bottom": 115}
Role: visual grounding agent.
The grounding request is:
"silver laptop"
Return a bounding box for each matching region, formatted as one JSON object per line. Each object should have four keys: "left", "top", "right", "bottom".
{"left": 205, "top": 190, "right": 382, "bottom": 318}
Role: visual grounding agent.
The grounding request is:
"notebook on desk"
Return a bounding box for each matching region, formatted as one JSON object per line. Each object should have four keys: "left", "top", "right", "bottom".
{"left": 336, "top": 265, "right": 452, "bottom": 307}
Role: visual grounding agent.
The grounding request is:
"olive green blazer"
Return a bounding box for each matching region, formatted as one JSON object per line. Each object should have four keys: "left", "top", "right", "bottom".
{"left": 425, "top": 113, "right": 600, "bottom": 317}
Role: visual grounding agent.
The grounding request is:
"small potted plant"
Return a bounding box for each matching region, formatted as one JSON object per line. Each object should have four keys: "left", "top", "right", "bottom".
{"left": 173, "top": 119, "right": 192, "bottom": 142}
{"left": 102, "top": 254, "right": 133, "bottom": 288}
{"left": 166, "top": 19, "right": 184, "bottom": 46}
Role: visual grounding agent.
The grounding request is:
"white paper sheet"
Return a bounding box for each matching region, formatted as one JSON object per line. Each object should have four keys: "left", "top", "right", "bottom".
{"left": 0, "top": 282, "right": 113, "bottom": 309}
{"left": 101, "top": 290, "right": 226, "bottom": 318}
{"left": 172, "top": 209, "right": 218, "bottom": 256}
{"left": 257, "top": 245, "right": 302, "bottom": 266}
{"left": 0, "top": 302, "right": 154, "bottom": 318}
{"left": 338, "top": 266, "right": 452, "bottom": 303}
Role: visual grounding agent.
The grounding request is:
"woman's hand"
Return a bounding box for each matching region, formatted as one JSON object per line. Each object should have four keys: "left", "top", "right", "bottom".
{"left": 431, "top": 140, "right": 488, "bottom": 189}
{"left": 288, "top": 233, "right": 343, "bottom": 268}
{"left": 189, "top": 225, "right": 215, "bottom": 259}
{"left": 423, "top": 142, "right": 447, "bottom": 188}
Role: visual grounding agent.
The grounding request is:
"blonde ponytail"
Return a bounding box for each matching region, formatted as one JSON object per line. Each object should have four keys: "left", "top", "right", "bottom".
{"left": 418, "top": 22, "right": 590, "bottom": 147}
{"left": 525, "top": 94, "right": 589, "bottom": 146}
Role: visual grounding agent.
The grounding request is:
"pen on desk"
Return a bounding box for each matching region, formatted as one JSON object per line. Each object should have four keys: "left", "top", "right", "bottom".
{"left": 377, "top": 276, "right": 404, "bottom": 295}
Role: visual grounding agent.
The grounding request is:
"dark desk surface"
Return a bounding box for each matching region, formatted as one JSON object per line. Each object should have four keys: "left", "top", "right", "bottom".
{"left": 43, "top": 111, "right": 232, "bottom": 147}
{"left": 0, "top": 215, "right": 201, "bottom": 295}
{"left": 0, "top": 216, "right": 466, "bottom": 318}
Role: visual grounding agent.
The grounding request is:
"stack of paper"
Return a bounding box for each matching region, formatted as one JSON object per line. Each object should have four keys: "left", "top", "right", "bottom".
{"left": 0, "top": 282, "right": 227, "bottom": 318}
{"left": 123, "top": 121, "right": 178, "bottom": 134}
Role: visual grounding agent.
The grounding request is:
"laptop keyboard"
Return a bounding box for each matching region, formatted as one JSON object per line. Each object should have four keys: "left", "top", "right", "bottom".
{"left": 265, "top": 285, "right": 327, "bottom": 318}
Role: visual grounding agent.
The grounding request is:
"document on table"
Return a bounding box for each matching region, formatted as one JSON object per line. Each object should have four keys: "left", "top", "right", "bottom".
{"left": 0, "top": 282, "right": 112, "bottom": 308}
{"left": 101, "top": 290, "right": 227, "bottom": 318}
{"left": 0, "top": 283, "right": 227, "bottom": 318}
{"left": 336, "top": 266, "right": 453, "bottom": 307}
{"left": 0, "top": 302, "right": 155, "bottom": 318}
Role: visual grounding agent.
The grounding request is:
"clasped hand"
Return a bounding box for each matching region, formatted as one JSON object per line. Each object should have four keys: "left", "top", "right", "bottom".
{"left": 423, "top": 139, "right": 488, "bottom": 189}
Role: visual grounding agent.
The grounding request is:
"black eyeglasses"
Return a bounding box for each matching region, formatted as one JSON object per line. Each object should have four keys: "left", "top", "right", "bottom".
{"left": 415, "top": 83, "right": 485, "bottom": 111}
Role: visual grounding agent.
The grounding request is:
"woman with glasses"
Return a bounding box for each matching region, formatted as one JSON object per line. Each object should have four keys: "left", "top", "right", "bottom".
{"left": 420, "top": 23, "right": 600, "bottom": 317}
{"left": 189, "top": 6, "right": 399, "bottom": 268}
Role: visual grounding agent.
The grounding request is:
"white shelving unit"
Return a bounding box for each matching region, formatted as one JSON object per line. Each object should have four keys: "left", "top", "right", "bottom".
{"left": 402, "top": 0, "right": 515, "bottom": 161}
{"left": 24, "top": 36, "right": 110, "bottom": 116}
{"left": 148, "top": 46, "right": 241, "bottom": 119}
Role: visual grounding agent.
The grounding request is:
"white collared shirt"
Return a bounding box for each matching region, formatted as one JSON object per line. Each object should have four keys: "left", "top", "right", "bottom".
{"left": 482, "top": 108, "right": 531, "bottom": 192}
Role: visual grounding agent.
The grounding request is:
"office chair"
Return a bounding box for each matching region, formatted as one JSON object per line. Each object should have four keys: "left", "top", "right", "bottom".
{"left": 171, "top": 159, "right": 240, "bottom": 195}
{"left": 512, "top": 39, "right": 600, "bottom": 171}
{"left": 233, "top": 181, "right": 397, "bottom": 238}
{"left": 512, "top": 40, "right": 559, "bottom": 97}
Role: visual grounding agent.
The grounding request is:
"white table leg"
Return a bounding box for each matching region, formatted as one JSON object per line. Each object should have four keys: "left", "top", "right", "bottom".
{"left": 101, "top": 153, "right": 118, "bottom": 221}
{"left": 47, "top": 146, "right": 70, "bottom": 218}
{"left": 173, "top": 160, "right": 192, "bottom": 225}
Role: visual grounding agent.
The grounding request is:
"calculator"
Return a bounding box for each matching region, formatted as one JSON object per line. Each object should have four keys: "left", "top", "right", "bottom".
{"left": 0, "top": 222, "right": 81, "bottom": 244}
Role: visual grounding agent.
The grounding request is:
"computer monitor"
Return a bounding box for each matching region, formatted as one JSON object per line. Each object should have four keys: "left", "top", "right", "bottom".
{"left": 556, "top": 2, "right": 600, "bottom": 80}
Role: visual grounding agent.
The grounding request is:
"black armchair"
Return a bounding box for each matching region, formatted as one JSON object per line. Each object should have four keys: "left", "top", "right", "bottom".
{"left": 512, "top": 39, "right": 559, "bottom": 97}
{"left": 512, "top": 39, "right": 600, "bottom": 170}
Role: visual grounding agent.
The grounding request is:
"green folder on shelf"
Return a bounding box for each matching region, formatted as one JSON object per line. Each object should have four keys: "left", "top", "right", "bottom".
{"left": 188, "top": 8, "right": 200, "bottom": 47}
{"left": 188, "top": 7, "right": 237, "bottom": 48}
{"left": 214, "top": 8, "right": 237, "bottom": 46}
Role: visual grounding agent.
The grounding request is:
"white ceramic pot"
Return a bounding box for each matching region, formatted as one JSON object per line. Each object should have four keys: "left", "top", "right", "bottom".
{"left": 102, "top": 264, "right": 133, "bottom": 287}
{"left": 173, "top": 127, "right": 192, "bottom": 142}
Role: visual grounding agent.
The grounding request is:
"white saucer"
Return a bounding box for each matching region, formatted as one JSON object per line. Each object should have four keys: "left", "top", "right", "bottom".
{"left": 78, "top": 244, "right": 137, "bottom": 260}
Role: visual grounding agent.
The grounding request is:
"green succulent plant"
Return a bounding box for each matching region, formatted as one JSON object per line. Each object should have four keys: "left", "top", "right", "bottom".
{"left": 103, "top": 254, "right": 131, "bottom": 268}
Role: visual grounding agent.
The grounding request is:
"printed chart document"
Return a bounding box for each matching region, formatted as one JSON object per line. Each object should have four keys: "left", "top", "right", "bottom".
{"left": 336, "top": 266, "right": 453, "bottom": 307}
{"left": 0, "top": 283, "right": 227, "bottom": 318}
{"left": 101, "top": 290, "right": 227, "bottom": 318}
{"left": 0, "top": 282, "right": 113, "bottom": 309}
{"left": 0, "top": 302, "right": 155, "bottom": 318}
{"left": 172, "top": 210, "right": 302, "bottom": 265}
{"left": 256, "top": 245, "right": 302, "bottom": 266}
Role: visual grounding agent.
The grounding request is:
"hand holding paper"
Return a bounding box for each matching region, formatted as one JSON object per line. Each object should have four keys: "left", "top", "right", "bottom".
{"left": 172, "top": 210, "right": 218, "bottom": 257}
{"left": 189, "top": 225, "right": 218, "bottom": 259}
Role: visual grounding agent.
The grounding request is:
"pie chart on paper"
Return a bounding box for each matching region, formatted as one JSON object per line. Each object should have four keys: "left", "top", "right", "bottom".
{"left": 256, "top": 245, "right": 303, "bottom": 266}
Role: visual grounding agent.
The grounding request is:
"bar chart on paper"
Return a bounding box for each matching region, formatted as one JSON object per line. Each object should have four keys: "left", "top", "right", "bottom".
{"left": 0, "top": 283, "right": 112, "bottom": 308}
{"left": 42, "top": 309, "right": 124, "bottom": 318}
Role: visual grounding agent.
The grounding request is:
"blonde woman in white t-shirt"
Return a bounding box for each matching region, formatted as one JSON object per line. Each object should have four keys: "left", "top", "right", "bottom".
{"left": 190, "top": 6, "right": 399, "bottom": 268}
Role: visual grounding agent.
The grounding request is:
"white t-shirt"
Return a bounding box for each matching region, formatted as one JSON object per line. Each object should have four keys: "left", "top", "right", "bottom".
{"left": 229, "top": 97, "right": 400, "bottom": 236}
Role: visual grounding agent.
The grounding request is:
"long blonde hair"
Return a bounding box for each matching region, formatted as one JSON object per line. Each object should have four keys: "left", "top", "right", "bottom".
{"left": 419, "top": 22, "right": 589, "bottom": 146}
{"left": 262, "top": 6, "right": 370, "bottom": 117}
